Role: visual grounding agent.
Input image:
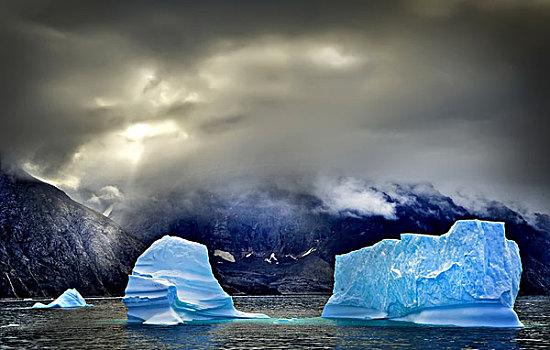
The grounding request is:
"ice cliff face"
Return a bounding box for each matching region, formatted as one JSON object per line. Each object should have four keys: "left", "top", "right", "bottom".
{"left": 32, "top": 288, "right": 92, "bottom": 308}
{"left": 122, "top": 236, "right": 268, "bottom": 325}
{"left": 322, "top": 220, "right": 523, "bottom": 327}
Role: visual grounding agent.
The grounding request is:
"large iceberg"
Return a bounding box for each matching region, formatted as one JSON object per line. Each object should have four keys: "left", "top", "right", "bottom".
{"left": 322, "top": 220, "right": 523, "bottom": 327}
{"left": 32, "top": 288, "right": 92, "bottom": 308}
{"left": 122, "top": 236, "right": 268, "bottom": 325}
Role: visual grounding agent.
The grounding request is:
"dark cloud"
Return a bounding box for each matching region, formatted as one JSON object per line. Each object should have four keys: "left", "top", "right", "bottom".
{"left": 199, "top": 115, "right": 247, "bottom": 135}
{"left": 0, "top": 0, "right": 549, "bottom": 214}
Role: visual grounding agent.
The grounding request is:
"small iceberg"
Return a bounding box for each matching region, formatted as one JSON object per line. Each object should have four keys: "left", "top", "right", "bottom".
{"left": 322, "top": 220, "right": 523, "bottom": 327}
{"left": 123, "top": 236, "right": 269, "bottom": 325}
{"left": 32, "top": 288, "right": 92, "bottom": 308}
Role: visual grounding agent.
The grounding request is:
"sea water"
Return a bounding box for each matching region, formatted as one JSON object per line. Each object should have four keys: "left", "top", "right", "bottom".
{"left": 1, "top": 295, "right": 549, "bottom": 349}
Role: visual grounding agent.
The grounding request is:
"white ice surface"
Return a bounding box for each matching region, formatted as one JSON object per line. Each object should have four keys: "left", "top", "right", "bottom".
{"left": 122, "top": 236, "right": 268, "bottom": 325}
{"left": 32, "top": 288, "right": 92, "bottom": 308}
{"left": 322, "top": 220, "right": 523, "bottom": 327}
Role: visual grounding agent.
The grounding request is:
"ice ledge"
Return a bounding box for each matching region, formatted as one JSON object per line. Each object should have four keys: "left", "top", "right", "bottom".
{"left": 394, "top": 304, "right": 523, "bottom": 328}
{"left": 323, "top": 303, "right": 523, "bottom": 328}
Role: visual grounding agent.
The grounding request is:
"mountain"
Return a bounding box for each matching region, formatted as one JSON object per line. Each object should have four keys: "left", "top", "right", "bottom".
{"left": 0, "top": 167, "right": 145, "bottom": 298}
{"left": 120, "top": 183, "right": 550, "bottom": 295}
{"left": 2, "top": 164, "right": 546, "bottom": 298}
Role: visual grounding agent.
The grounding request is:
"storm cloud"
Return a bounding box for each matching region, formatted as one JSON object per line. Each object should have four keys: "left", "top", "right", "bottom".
{"left": 0, "top": 0, "right": 549, "bottom": 215}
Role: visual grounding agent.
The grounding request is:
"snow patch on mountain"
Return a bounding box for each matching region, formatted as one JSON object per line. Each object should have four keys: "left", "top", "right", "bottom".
{"left": 214, "top": 249, "right": 235, "bottom": 262}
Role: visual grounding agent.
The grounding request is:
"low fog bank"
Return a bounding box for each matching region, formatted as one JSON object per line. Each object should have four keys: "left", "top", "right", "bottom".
{"left": 105, "top": 175, "right": 549, "bottom": 244}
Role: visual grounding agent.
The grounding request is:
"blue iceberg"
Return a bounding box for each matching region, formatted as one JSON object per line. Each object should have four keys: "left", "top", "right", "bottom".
{"left": 322, "top": 220, "right": 523, "bottom": 327}
{"left": 32, "top": 288, "right": 92, "bottom": 308}
{"left": 123, "top": 236, "right": 268, "bottom": 325}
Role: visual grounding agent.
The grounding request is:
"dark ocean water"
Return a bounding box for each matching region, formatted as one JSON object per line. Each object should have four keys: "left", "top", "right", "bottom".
{"left": 0, "top": 295, "right": 549, "bottom": 349}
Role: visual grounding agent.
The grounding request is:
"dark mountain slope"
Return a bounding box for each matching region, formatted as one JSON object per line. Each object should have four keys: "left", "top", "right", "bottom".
{"left": 0, "top": 168, "right": 145, "bottom": 298}
{"left": 121, "top": 183, "right": 550, "bottom": 295}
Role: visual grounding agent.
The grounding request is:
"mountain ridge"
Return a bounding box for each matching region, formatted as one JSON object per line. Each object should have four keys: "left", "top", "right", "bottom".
{"left": 1, "top": 167, "right": 548, "bottom": 298}
{"left": 120, "top": 182, "right": 550, "bottom": 295}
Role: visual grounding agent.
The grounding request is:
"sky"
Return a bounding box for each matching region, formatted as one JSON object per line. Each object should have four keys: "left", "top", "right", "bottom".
{"left": 0, "top": 0, "right": 549, "bottom": 217}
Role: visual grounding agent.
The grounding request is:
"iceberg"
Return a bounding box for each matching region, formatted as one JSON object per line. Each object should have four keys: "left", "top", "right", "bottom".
{"left": 32, "top": 288, "right": 92, "bottom": 308}
{"left": 322, "top": 220, "right": 523, "bottom": 327}
{"left": 122, "top": 236, "right": 268, "bottom": 325}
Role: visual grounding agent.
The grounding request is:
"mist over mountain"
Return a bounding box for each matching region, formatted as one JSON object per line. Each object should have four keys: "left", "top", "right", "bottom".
{"left": 118, "top": 178, "right": 550, "bottom": 295}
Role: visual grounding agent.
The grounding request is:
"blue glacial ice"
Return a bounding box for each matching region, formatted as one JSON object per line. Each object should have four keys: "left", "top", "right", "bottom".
{"left": 32, "top": 288, "right": 92, "bottom": 308}
{"left": 322, "top": 220, "right": 523, "bottom": 327}
{"left": 122, "top": 236, "right": 269, "bottom": 325}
